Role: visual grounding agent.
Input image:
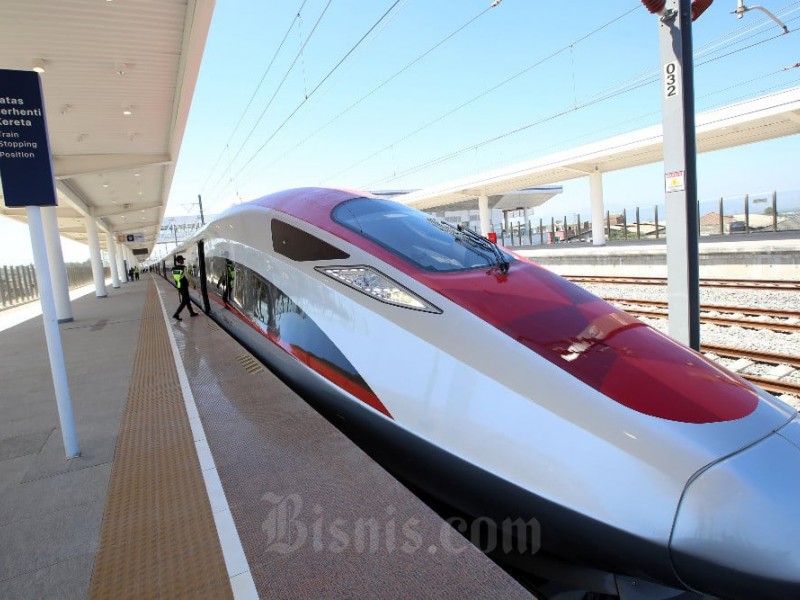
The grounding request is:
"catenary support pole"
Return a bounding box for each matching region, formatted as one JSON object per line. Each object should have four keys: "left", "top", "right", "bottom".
{"left": 659, "top": 0, "right": 700, "bottom": 349}
{"left": 27, "top": 206, "right": 80, "bottom": 458}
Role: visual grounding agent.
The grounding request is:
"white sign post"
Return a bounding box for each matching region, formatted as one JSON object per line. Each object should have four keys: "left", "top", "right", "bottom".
{"left": 0, "top": 69, "right": 80, "bottom": 458}
{"left": 27, "top": 207, "right": 80, "bottom": 457}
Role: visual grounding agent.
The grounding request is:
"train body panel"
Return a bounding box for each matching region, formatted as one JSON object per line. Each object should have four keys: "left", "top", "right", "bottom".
{"left": 671, "top": 419, "right": 800, "bottom": 600}
{"left": 169, "top": 187, "right": 800, "bottom": 598}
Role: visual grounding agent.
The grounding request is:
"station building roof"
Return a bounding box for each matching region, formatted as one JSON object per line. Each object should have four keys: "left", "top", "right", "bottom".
{"left": 0, "top": 0, "right": 215, "bottom": 256}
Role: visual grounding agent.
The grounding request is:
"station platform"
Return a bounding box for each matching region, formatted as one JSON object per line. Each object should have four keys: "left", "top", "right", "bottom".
{"left": 516, "top": 232, "right": 800, "bottom": 280}
{"left": 0, "top": 277, "right": 531, "bottom": 599}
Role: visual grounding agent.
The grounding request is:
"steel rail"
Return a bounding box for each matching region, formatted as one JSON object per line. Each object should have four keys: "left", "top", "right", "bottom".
{"left": 604, "top": 298, "right": 800, "bottom": 319}
{"left": 567, "top": 275, "right": 800, "bottom": 291}
{"left": 620, "top": 307, "right": 800, "bottom": 333}
{"left": 738, "top": 374, "right": 800, "bottom": 397}
{"left": 701, "top": 344, "right": 800, "bottom": 370}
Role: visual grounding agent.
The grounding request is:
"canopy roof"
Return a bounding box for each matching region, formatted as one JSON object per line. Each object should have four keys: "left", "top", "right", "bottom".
{"left": 0, "top": 0, "right": 215, "bottom": 256}
{"left": 402, "top": 87, "right": 800, "bottom": 212}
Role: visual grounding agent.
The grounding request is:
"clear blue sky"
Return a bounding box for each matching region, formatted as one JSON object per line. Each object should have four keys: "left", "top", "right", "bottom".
{"left": 3, "top": 0, "right": 799, "bottom": 264}
{"left": 166, "top": 0, "right": 799, "bottom": 220}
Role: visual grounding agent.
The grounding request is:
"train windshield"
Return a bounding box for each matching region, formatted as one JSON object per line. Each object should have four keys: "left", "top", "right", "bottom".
{"left": 332, "top": 197, "right": 513, "bottom": 273}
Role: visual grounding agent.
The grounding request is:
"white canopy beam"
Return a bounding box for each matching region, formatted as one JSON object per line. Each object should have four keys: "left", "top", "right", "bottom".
{"left": 54, "top": 153, "right": 172, "bottom": 179}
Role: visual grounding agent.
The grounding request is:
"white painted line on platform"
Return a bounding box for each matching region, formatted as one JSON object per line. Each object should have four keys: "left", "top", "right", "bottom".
{"left": 202, "top": 467, "right": 231, "bottom": 515}
{"left": 230, "top": 571, "right": 260, "bottom": 600}
{"left": 214, "top": 508, "right": 252, "bottom": 579}
{"left": 188, "top": 415, "right": 207, "bottom": 443}
{"left": 195, "top": 439, "right": 217, "bottom": 472}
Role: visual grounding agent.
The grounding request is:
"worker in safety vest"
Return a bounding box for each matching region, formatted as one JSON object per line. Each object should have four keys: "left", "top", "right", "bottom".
{"left": 217, "top": 259, "right": 235, "bottom": 305}
{"left": 172, "top": 255, "right": 198, "bottom": 321}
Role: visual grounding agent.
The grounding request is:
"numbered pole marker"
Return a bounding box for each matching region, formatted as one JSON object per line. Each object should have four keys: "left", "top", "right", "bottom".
{"left": 664, "top": 61, "right": 680, "bottom": 99}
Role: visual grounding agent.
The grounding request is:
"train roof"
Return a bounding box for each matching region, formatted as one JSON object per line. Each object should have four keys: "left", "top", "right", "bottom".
{"left": 249, "top": 187, "right": 371, "bottom": 216}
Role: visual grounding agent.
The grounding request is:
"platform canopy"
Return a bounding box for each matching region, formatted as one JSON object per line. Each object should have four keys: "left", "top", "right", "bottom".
{"left": 412, "top": 186, "right": 563, "bottom": 213}
{"left": 0, "top": 0, "right": 215, "bottom": 256}
{"left": 400, "top": 86, "right": 800, "bottom": 211}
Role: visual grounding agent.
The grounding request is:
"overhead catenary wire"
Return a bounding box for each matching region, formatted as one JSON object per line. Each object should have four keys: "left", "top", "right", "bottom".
{"left": 231, "top": 2, "right": 647, "bottom": 197}
{"left": 364, "top": 51, "right": 797, "bottom": 189}
{"left": 296, "top": 5, "right": 311, "bottom": 99}
{"left": 212, "top": 1, "right": 671, "bottom": 198}
{"left": 693, "top": 0, "right": 798, "bottom": 55}
{"left": 322, "top": 3, "right": 645, "bottom": 185}
{"left": 694, "top": 12, "right": 798, "bottom": 66}
{"left": 246, "top": 3, "right": 497, "bottom": 183}
{"left": 578, "top": 5, "right": 799, "bottom": 107}
{"left": 203, "top": 0, "right": 797, "bottom": 207}
{"left": 210, "top": 0, "right": 407, "bottom": 202}
{"left": 205, "top": 0, "right": 336, "bottom": 199}
{"left": 483, "top": 65, "right": 800, "bottom": 172}
{"left": 359, "top": 4, "right": 794, "bottom": 188}
{"left": 362, "top": 23, "right": 798, "bottom": 188}
{"left": 369, "top": 81, "right": 800, "bottom": 209}
{"left": 360, "top": 6, "right": 799, "bottom": 187}
{"left": 200, "top": 0, "right": 309, "bottom": 195}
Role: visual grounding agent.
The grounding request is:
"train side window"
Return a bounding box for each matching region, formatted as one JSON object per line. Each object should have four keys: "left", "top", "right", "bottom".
{"left": 238, "top": 265, "right": 257, "bottom": 316}
{"left": 272, "top": 219, "right": 349, "bottom": 262}
{"left": 206, "top": 256, "right": 225, "bottom": 301}
{"left": 206, "top": 256, "right": 218, "bottom": 286}
{"left": 257, "top": 278, "right": 276, "bottom": 332}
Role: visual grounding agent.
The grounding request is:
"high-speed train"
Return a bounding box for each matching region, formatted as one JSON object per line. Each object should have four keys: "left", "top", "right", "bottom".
{"left": 163, "top": 187, "right": 800, "bottom": 599}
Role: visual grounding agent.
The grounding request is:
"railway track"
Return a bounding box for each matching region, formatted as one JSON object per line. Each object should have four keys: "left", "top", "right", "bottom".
{"left": 567, "top": 275, "right": 800, "bottom": 291}
{"left": 596, "top": 298, "right": 800, "bottom": 398}
{"left": 700, "top": 344, "right": 800, "bottom": 397}
{"left": 702, "top": 344, "right": 800, "bottom": 369}
{"left": 733, "top": 374, "right": 800, "bottom": 397}
{"left": 604, "top": 298, "right": 800, "bottom": 333}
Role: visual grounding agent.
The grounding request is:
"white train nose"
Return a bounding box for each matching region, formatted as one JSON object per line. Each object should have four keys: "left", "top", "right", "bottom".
{"left": 670, "top": 417, "right": 800, "bottom": 600}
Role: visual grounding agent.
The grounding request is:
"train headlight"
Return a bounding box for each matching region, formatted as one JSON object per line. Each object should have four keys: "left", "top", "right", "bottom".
{"left": 316, "top": 266, "right": 441, "bottom": 314}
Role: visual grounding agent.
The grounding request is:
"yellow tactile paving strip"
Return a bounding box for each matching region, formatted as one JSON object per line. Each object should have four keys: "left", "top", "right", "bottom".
{"left": 88, "top": 281, "right": 232, "bottom": 599}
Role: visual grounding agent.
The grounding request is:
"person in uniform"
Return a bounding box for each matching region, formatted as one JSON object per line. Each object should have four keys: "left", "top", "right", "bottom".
{"left": 216, "top": 259, "right": 235, "bottom": 306}
{"left": 172, "top": 255, "right": 198, "bottom": 321}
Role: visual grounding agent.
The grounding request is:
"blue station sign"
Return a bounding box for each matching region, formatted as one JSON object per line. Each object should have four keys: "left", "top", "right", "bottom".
{"left": 0, "top": 69, "right": 57, "bottom": 207}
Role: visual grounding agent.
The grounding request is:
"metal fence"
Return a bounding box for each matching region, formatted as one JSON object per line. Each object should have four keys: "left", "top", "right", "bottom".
{"left": 494, "top": 189, "right": 800, "bottom": 247}
{"left": 0, "top": 263, "right": 107, "bottom": 311}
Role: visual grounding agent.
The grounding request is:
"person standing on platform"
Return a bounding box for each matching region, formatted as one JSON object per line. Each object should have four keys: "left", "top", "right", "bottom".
{"left": 171, "top": 255, "right": 198, "bottom": 321}
{"left": 128, "top": 267, "right": 135, "bottom": 282}
{"left": 134, "top": 266, "right": 140, "bottom": 280}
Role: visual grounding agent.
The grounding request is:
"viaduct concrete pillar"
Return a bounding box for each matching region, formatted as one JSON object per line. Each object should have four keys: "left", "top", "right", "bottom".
{"left": 478, "top": 196, "right": 491, "bottom": 237}
{"left": 590, "top": 169, "right": 606, "bottom": 246}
